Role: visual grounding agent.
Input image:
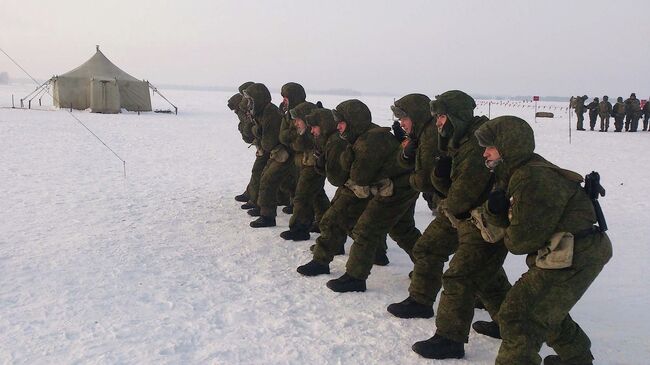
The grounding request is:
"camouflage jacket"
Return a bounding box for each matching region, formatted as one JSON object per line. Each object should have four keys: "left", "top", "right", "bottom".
{"left": 432, "top": 116, "right": 492, "bottom": 217}
{"left": 613, "top": 102, "right": 626, "bottom": 116}
{"left": 305, "top": 108, "right": 350, "bottom": 187}
{"left": 598, "top": 101, "right": 612, "bottom": 117}
{"left": 246, "top": 83, "right": 282, "bottom": 154}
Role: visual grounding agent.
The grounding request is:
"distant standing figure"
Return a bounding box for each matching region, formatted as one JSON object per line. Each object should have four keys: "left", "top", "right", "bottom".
{"left": 612, "top": 97, "right": 626, "bottom": 132}
{"left": 598, "top": 96, "right": 612, "bottom": 132}
{"left": 624, "top": 93, "right": 641, "bottom": 132}
{"left": 574, "top": 95, "right": 588, "bottom": 131}
{"left": 642, "top": 98, "right": 650, "bottom": 131}
{"left": 586, "top": 97, "right": 599, "bottom": 131}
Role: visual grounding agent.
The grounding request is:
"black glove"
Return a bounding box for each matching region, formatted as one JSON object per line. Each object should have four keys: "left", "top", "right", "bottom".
{"left": 402, "top": 138, "right": 418, "bottom": 160}
{"left": 392, "top": 121, "right": 407, "bottom": 142}
{"left": 487, "top": 189, "right": 510, "bottom": 215}
{"left": 434, "top": 156, "right": 452, "bottom": 179}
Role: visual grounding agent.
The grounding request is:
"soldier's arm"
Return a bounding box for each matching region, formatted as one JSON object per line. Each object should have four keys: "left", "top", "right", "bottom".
{"left": 292, "top": 130, "right": 314, "bottom": 152}
{"left": 278, "top": 116, "right": 297, "bottom": 148}
{"left": 325, "top": 137, "right": 350, "bottom": 187}
{"left": 260, "top": 109, "right": 281, "bottom": 152}
{"left": 349, "top": 133, "right": 393, "bottom": 186}
{"left": 504, "top": 169, "right": 569, "bottom": 255}
{"left": 444, "top": 146, "right": 492, "bottom": 217}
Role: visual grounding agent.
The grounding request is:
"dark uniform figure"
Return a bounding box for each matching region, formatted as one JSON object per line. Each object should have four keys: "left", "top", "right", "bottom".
{"left": 411, "top": 90, "right": 511, "bottom": 360}
{"left": 574, "top": 95, "right": 588, "bottom": 131}
{"left": 624, "top": 93, "right": 641, "bottom": 132}
{"left": 242, "top": 83, "right": 290, "bottom": 227}
{"left": 597, "top": 96, "right": 612, "bottom": 132}
{"left": 585, "top": 98, "right": 599, "bottom": 131}
{"left": 280, "top": 101, "right": 331, "bottom": 241}
{"left": 642, "top": 98, "right": 650, "bottom": 131}
{"left": 475, "top": 116, "right": 612, "bottom": 365}
{"left": 228, "top": 92, "right": 256, "bottom": 203}
{"left": 612, "top": 97, "right": 626, "bottom": 132}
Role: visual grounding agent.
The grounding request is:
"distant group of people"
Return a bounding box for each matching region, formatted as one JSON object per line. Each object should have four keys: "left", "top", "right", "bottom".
{"left": 571, "top": 93, "right": 650, "bottom": 132}
{"left": 227, "top": 82, "right": 613, "bottom": 365}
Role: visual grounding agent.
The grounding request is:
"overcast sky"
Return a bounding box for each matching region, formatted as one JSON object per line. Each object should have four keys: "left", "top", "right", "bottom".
{"left": 1, "top": 0, "right": 648, "bottom": 98}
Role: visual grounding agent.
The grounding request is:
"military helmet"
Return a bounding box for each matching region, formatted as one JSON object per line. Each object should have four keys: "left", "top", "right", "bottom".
{"left": 429, "top": 90, "right": 476, "bottom": 118}
{"left": 238, "top": 81, "right": 254, "bottom": 95}
{"left": 594, "top": 97, "right": 599, "bottom": 102}
{"left": 281, "top": 82, "right": 307, "bottom": 109}
{"left": 290, "top": 101, "right": 317, "bottom": 121}
{"left": 603, "top": 95, "right": 608, "bottom": 101}
{"left": 617, "top": 96, "right": 623, "bottom": 102}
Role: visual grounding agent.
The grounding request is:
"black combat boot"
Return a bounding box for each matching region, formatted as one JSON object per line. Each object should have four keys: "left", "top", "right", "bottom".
{"left": 373, "top": 250, "right": 389, "bottom": 266}
{"left": 297, "top": 260, "right": 330, "bottom": 276}
{"left": 412, "top": 334, "right": 464, "bottom": 359}
{"left": 280, "top": 225, "right": 310, "bottom": 241}
{"left": 387, "top": 297, "right": 434, "bottom": 319}
{"left": 326, "top": 273, "right": 366, "bottom": 292}
{"left": 472, "top": 320, "right": 501, "bottom": 339}
{"left": 281, "top": 205, "right": 293, "bottom": 214}
{"left": 241, "top": 201, "right": 256, "bottom": 210}
{"left": 309, "top": 222, "right": 321, "bottom": 233}
{"left": 543, "top": 355, "right": 593, "bottom": 365}
{"left": 247, "top": 207, "right": 261, "bottom": 216}
{"left": 310, "top": 244, "right": 344, "bottom": 256}
{"left": 234, "top": 191, "right": 249, "bottom": 202}
{"left": 250, "top": 216, "right": 276, "bottom": 228}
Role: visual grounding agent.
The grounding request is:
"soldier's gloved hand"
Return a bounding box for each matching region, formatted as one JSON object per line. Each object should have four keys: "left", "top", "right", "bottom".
{"left": 487, "top": 189, "right": 510, "bottom": 215}
{"left": 434, "top": 156, "right": 453, "bottom": 179}
{"left": 392, "top": 121, "right": 407, "bottom": 142}
{"left": 402, "top": 138, "right": 418, "bottom": 160}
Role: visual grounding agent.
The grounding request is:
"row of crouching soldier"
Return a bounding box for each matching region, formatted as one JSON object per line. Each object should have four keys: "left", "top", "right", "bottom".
{"left": 229, "top": 85, "right": 612, "bottom": 365}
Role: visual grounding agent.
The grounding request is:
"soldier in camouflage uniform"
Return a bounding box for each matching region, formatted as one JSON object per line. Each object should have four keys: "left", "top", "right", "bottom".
{"left": 325, "top": 100, "right": 422, "bottom": 292}
{"left": 642, "top": 98, "right": 650, "bottom": 131}
{"left": 242, "top": 83, "right": 291, "bottom": 227}
{"left": 612, "top": 97, "right": 626, "bottom": 132}
{"left": 585, "top": 97, "right": 599, "bottom": 131}
{"left": 411, "top": 91, "right": 511, "bottom": 360}
{"left": 624, "top": 93, "right": 641, "bottom": 132}
{"left": 597, "top": 96, "right": 612, "bottom": 132}
{"left": 474, "top": 116, "right": 613, "bottom": 365}
{"left": 228, "top": 92, "right": 255, "bottom": 203}
{"left": 297, "top": 100, "right": 419, "bottom": 284}
{"left": 574, "top": 95, "right": 587, "bottom": 131}
{"left": 280, "top": 101, "right": 331, "bottom": 241}
{"left": 385, "top": 93, "right": 453, "bottom": 318}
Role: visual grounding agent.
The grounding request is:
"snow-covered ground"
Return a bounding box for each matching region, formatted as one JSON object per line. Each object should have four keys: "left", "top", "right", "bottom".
{"left": 1, "top": 83, "right": 648, "bottom": 364}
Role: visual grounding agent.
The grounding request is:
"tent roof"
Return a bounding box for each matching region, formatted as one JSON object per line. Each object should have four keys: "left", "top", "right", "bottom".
{"left": 58, "top": 47, "right": 142, "bottom": 82}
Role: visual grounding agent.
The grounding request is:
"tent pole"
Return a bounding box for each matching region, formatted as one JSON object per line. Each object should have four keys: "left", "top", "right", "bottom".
{"left": 148, "top": 82, "right": 178, "bottom": 114}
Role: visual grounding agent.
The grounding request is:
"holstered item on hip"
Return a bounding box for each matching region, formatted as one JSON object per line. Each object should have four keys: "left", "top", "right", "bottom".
{"left": 535, "top": 232, "right": 574, "bottom": 269}
{"left": 344, "top": 179, "right": 370, "bottom": 199}
{"left": 270, "top": 145, "right": 289, "bottom": 163}
{"left": 470, "top": 206, "right": 506, "bottom": 243}
{"left": 437, "top": 199, "right": 465, "bottom": 229}
{"left": 370, "top": 178, "right": 394, "bottom": 197}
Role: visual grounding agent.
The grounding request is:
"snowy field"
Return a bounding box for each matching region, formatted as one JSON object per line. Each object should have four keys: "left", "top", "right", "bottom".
{"left": 1, "top": 83, "right": 648, "bottom": 365}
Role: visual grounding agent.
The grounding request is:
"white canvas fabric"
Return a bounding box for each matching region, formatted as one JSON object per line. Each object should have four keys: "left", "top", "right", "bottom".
{"left": 52, "top": 48, "right": 152, "bottom": 113}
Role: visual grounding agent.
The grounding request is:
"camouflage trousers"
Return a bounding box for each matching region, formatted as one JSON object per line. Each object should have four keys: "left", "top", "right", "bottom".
{"left": 599, "top": 116, "right": 609, "bottom": 131}
{"left": 613, "top": 116, "right": 624, "bottom": 132}
{"left": 257, "top": 157, "right": 293, "bottom": 217}
{"left": 588, "top": 113, "right": 597, "bottom": 130}
{"left": 408, "top": 214, "right": 458, "bottom": 306}
{"left": 246, "top": 152, "right": 270, "bottom": 206}
{"left": 345, "top": 184, "right": 422, "bottom": 280}
{"left": 312, "top": 187, "right": 387, "bottom": 265}
{"left": 496, "top": 232, "right": 613, "bottom": 365}
{"left": 643, "top": 114, "right": 649, "bottom": 130}
{"left": 575, "top": 111, "right": 585, "bottom": 130}
{"left": 625, "top": 113, "right": 640, "bottom": 131}
{"left": 289, "top": 165, "right": 330, "bottom": 228}
{"left": 434, "top": 220, "right": 512, "bottom": 343}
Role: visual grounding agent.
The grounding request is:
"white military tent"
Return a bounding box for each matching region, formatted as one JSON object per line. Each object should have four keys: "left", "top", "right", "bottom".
{"left": 51, "top": 46, "right": 152, "bottom": 114}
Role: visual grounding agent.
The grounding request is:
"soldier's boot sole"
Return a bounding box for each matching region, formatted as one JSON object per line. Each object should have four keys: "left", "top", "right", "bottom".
{"left": 472, "top": 320, "right": 501, "bottom": 339}
{"left": 326, "top": 274, "right": 366, "bottom": 293}
{"left": 247, "top": 208, "right": 261, "bottom": 217}
{"left": 373, "top": 251, "right": 389, "bottom": 266}
{"left": 250, "top": 216, "right": 276, "bottom": 228}
{"left": 412, "top": 335, "right": 464, "bottom": 359}
{"left": 543, "top": 355, "right": 593, "bottom": 365}
{"left": 387, "top": 297, "right": 434, "bottom": 319}
{"left": 234, "top": 192, "right": 249, "bottom": 202}
{"left": 297, "top": 260, "right": 330, "bottom": 276}
{"left": 280, "top": 229, "right": 310, "bottom": 241}
{"left": 241, "top": 202, "right": 256, "bottom": 210}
